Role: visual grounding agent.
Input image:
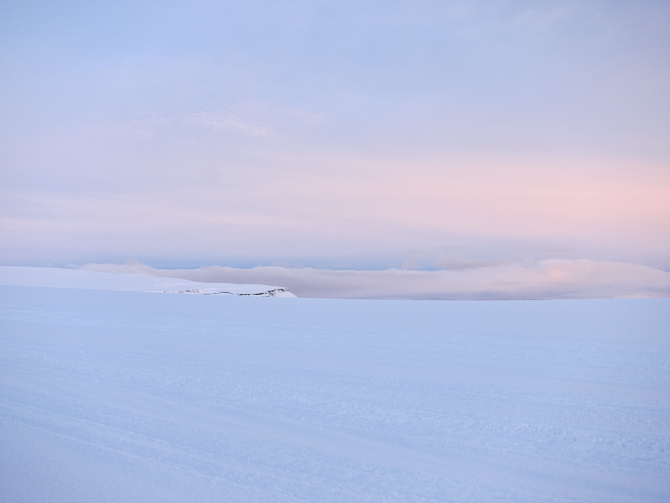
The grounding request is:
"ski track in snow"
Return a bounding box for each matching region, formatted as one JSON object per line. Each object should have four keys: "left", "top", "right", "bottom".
{"left": 1, "top": 285, "right": 669, "bottom": 502}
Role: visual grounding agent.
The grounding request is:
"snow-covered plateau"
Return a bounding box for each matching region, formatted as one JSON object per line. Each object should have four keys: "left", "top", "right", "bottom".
{"left": 0, "top": 266, "right": 296, "bottom": 297}
{"left": 1, "top": 268, "right": 669, "bottom": 502}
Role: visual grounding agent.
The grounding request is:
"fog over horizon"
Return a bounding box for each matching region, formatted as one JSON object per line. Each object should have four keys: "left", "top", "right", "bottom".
{"left": 1, "top": 1, "right": 669, "bottom": 297}
{"left": 80, "top": 259, "right": 670, "bottom": 300}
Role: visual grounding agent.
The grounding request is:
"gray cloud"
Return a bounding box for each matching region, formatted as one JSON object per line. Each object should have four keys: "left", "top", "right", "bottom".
{"left": 83, "top": 259, "right": 670, "bottom": 300}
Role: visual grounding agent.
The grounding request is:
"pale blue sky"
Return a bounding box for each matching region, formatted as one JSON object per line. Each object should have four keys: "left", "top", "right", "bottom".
{"left": 1, "top": 0, "right": 669, "bottom": 273}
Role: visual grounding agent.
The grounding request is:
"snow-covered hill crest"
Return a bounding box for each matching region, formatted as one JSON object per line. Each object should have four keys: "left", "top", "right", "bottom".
{"left": 162, "top": 287, "right": 294, "bottom": 297}
{"left": 0, "top": 266, "right": 297, "bottom": 297}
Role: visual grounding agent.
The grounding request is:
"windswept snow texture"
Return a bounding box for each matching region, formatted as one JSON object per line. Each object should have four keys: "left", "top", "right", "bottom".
{"left": 1, "top": 286, "right": 669, "bottom": 503}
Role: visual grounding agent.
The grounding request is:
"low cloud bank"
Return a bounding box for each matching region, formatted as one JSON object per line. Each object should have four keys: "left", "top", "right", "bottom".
{"left": 82, "top": 259, "right": 670, "bottom": 300}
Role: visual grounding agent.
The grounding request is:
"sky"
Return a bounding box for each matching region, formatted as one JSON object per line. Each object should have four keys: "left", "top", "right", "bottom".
{"left": 1, "top": 0, "right": 669, "bottom": 297}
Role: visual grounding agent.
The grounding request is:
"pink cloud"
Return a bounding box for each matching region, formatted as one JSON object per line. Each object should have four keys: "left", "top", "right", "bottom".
{"left": 2, "top": 155, "right": 668, "bottom": 267}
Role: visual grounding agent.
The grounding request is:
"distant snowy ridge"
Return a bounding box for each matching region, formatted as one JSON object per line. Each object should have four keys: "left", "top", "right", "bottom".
{"left": 161, "top": 287, "right": 294, "bottom": 297}
{"left": 0, "top": 266, "right": 297, "bottom": 297}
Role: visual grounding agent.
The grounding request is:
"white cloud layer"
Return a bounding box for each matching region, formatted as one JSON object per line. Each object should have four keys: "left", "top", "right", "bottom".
{"left": 83, "top": 259, "right": 670, "bottom": 300}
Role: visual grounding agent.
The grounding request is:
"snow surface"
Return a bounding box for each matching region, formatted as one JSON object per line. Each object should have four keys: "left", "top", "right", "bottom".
{"left": 1, "top": 284, "right": 669, "bottom": 502}
{"left": 0, "top": 266, "right": 296, "bottom": 297}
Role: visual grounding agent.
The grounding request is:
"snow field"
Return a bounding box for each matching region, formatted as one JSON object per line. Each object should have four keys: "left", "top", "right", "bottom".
{"left": 0, "top": 266, "right": 296, "bottom": 297}
{"left": 1, "top": 285, "right": 669, "bottom": 502}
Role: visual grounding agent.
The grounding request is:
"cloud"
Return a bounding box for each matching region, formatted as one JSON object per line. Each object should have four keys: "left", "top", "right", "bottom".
{"left": 3, "top": 156, "right": 668, "bottom": 268}
{"left": 95, "top": 111, "right": 274, "bottom": 142}
{"left": 2, "top": 2, "right": 669, "bottom": 273}
{"left": 82, "top": 259, "right": 670, "bottom": 300}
